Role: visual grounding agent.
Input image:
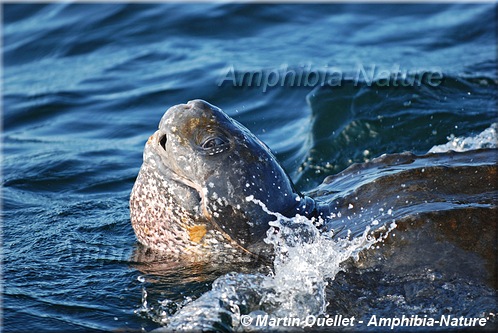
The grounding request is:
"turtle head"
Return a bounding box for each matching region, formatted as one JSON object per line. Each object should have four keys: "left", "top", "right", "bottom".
{"left": 130, "top": 100, "right": 318, "bottom": 257}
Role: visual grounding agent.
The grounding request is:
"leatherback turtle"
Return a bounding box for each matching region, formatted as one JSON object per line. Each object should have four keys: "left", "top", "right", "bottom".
{"left": 130, "top": 99, "right": 497, "bottom": 263}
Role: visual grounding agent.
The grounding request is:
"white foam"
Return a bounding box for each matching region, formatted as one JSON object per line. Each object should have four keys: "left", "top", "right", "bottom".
{"left": 146, "top": 199, "right": 397, "bottom": 331}
{"left": 428, "top": 123, "right": 497, "bottom": 153}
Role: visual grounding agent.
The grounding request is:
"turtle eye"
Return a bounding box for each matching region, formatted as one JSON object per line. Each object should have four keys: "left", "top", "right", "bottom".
{"left": 159, "top": 134, "right": 167, "bottom": 150}
{"left": 200, "top": 135, "right": 229, "bottom": 155}
{"left": 202, "top": 136, "right": 227, "bottom": 150}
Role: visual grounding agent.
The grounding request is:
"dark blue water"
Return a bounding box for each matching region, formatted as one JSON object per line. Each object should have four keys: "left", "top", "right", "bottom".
{"left": 2, "top": 3, "right": 497, "bottom": 332}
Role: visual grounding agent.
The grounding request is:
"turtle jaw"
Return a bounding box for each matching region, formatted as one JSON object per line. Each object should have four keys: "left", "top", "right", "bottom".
{"left": 131, "top": 99, "right": 312, "bottom": 259}
{"left": 139, "top": 131, "right": 260, "bottom": 256}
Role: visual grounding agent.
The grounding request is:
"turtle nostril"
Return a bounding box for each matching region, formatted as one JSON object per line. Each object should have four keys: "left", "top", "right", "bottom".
{"left": 159, "top": 134, "right": 167, "bottom": 151}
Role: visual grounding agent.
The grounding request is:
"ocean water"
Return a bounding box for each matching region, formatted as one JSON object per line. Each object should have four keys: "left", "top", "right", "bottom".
{"left": 2, "top": 3, "right": 497, "bottom": 333}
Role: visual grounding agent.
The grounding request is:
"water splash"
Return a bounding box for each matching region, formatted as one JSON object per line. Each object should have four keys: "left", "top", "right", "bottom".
{"left": 142, "top": 200, "right": 396, "bottom": 332}
{"left": 428, "top": 123, "right": 497, "bottom": 153}
{"left": 136, "top": 125, "right": 498, "bottom": 331}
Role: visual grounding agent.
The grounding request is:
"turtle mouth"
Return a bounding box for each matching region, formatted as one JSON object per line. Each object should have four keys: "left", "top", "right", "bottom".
{"left": 147, "top": 131, "right": 212, "bottom": 221}
{"left": 147, "top": 134, "right": 263, "bottom": 256}
{"left": 159, "top": 133, "right": 167, "bottom": 150}
{"left": 143, "top": 119, "right": 273, "bottom": 258}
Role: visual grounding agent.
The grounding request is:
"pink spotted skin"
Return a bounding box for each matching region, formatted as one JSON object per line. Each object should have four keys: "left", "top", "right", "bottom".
{"left": 129, "top": 100, "right": 310, "bottom": 259}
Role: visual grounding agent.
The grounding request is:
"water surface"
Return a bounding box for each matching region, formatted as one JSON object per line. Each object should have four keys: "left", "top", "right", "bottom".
{"left": 2, "top": 3, "right": 497, "bottom": 332}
